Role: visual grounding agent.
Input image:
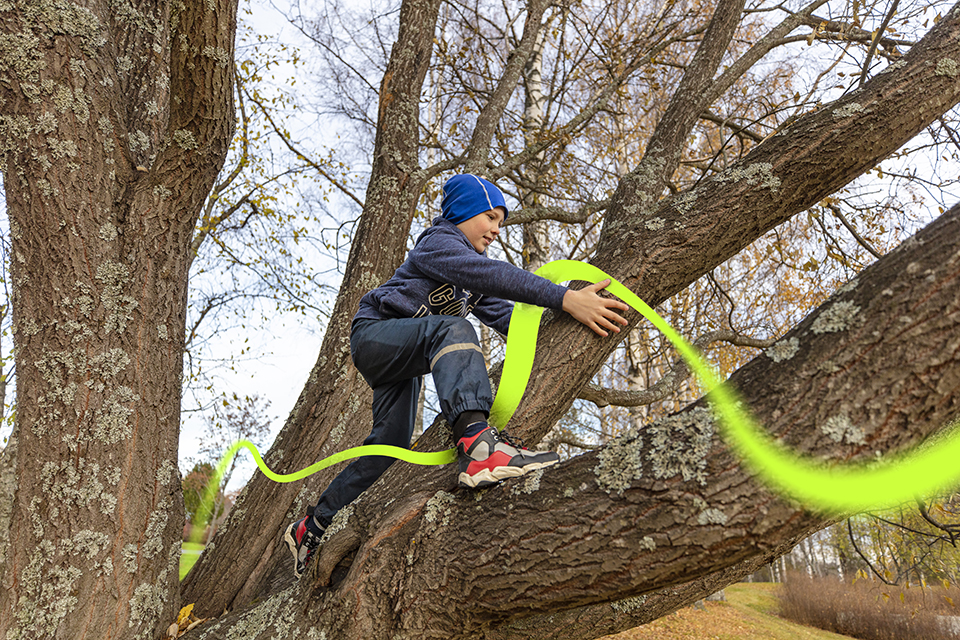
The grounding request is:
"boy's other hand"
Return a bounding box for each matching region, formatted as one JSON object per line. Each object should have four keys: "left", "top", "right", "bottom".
{"left": 561, "top": 279, "right": 630, "bottom": 337}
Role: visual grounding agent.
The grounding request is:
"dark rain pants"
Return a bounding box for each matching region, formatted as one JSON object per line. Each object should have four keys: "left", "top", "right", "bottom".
{"left": 312, "top": 315, "right": 491, "bottom": 528}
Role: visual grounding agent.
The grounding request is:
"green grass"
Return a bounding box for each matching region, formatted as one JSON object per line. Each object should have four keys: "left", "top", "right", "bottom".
{"left": 180, "top": 542, "right": 204, "bottom": 580}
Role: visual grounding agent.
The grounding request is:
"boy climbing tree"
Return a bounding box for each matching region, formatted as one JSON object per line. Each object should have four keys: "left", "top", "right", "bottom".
{"left": 284, "top": 173, "right": 629, "bottom": 577}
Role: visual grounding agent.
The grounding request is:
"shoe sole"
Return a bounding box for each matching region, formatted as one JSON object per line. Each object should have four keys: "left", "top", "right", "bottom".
{"left": 458, "top": 458, "right": 558, "bottom": 489}
{"left": 282, "top": 523, "right": 303, "bottom": 579}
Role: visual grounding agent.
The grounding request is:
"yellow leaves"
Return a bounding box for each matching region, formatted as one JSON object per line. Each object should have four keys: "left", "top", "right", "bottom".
{"left": 800, "top": 257, "right": 820, "bottom": 272}
{"left": 806, "top": 21, "right": 828, "bottom": 46}
{"left": 166, "top": 603, "right": 207, "bottom": 638}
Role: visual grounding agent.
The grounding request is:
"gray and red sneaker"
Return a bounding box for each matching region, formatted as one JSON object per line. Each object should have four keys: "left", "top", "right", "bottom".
{"left": 283, "top": 514, "right": 325, "bottom": 579}
{"left": 457, "top": 425, "right": 559, "bottom": 488}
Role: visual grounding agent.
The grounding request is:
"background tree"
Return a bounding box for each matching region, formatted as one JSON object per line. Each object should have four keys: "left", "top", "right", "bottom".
{"left": 182, "top": 462, "right": 222, "bottom": 537}
{"left": 183, "top": 393, "right": 274, "bottom": 541}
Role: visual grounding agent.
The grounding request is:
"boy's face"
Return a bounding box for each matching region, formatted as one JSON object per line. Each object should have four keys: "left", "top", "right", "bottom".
{"left": 456, "top": 207, "right": 505, "bottom": 253}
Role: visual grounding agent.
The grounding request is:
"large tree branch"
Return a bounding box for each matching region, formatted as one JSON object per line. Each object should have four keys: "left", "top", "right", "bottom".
{"left": 482, "top": 539, "right": 805, "bottom": 640}
{"left": 191, "top": 200, "right": 960, "bottom": 639}
{"left": 516, "top": 1, "right": 960, "bottom": 451}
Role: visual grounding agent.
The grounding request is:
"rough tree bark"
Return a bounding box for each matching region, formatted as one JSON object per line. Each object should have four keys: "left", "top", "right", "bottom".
{"left": 0, "top": 0, "right": 237, "bottom": 638}
{"left": 2, "top": 0, "right": 958, "bottom": 638}
{"left": 181, "top": 0, "right": 960, "bottom": 628}
{"left": 188, "top": 199, "right": 960, "bottom": 638}
{"left": 179, "top": 0, "right": 447, "bottom": 615}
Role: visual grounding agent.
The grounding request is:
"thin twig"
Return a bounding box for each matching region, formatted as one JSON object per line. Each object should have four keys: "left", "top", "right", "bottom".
{"left": 847, "top": 518, "right": 899, "bottom": 585}
{"left": 859, "top": 0, "right": 901, "bottom": 88}
{"left": 825, "top": 203, "right": 884, "bottom": 259}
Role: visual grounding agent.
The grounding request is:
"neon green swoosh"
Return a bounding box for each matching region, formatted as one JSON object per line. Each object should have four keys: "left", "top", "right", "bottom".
{"left": 493, "top": 260, "right": 960, "bottom": 513}
{"left": 204, "top": 260, "right": 959, "bottom": 517}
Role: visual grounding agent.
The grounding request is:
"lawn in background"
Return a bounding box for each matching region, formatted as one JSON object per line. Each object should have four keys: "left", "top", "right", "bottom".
{"left": 180, "top": 542, "right": 204, "bottom": 580}
{"left": 603, "top": 583, "right": 851, "bottom": 640}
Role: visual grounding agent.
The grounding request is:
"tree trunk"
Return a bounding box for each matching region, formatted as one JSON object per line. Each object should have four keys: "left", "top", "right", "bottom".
{"left": 187, "top": 200, "right": 960, "bottom": 638}
{"left": 0, "top": 1, "right": 237, "bottom": 638}
{"left": 180, "top": 0, "right": 445, "bottom": 616}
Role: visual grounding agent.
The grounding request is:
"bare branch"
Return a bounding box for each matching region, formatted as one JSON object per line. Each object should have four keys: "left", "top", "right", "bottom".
{"left": 859, "top": 0, "right": 902, "bottom": 88}
{"left": 503, "top": 200, "right": 610, "bottom": 226}
{"left": 699, "top": 110, "right": 765, "bottom": 143}
{"left": 848, "top": 518, "right": 900, "bottom": 585}
{"left": 241, "top": 84, "right": 365, "bottom": 209}
{"left": 578, "top": 329, "right": 774, "bottom": 408}
{"left": 703, "top": 0, "right": 832, "bottom": 107}
{"left": 825, "top": 202, "right": 884, "bottom": 260}
{"left": 799, "top": 13, "right": 914, "bottom": 53}
{"left": 916, "top": 497, "right": 960, "bottom": 544}
{"left": 493, "top": 23, "right": 687, "bottom": 178}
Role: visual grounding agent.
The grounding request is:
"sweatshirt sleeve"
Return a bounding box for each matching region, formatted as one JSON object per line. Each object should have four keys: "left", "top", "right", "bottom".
{"left": 409, "top": 226, "right": 568, "bottom": 310}
{"left": 471, "top": 294, "right": 513, "bottom": 336}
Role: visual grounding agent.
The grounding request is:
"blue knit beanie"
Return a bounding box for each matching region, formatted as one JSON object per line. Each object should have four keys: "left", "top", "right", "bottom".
{"left": 440, "top": 174, "right": 508, "bottom": 224}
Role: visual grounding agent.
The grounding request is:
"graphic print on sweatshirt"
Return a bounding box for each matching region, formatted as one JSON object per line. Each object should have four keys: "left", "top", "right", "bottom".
{"left": 413, "top": 283, "right": 480, "bottom": 318}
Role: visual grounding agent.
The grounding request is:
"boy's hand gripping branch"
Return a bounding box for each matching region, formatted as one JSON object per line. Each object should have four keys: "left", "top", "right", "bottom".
{"left": 561, "top": 278, "right": 630, "bottom": 337}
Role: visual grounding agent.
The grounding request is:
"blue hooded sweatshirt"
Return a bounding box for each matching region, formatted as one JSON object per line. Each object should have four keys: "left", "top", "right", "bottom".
{"left": 353, "top": 215, "right": 567, "bottom": 336}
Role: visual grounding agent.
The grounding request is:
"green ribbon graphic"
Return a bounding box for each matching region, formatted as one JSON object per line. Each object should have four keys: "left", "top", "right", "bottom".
{"left": 505, "top": 260, "right": 960, "bottom": 513}
{"left": 197, "top": 259, "right": 959, "bottom": 527}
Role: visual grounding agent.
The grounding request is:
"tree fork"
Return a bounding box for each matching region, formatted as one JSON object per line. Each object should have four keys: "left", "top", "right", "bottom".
{"left": 511, "top": 0, "right": 960, "bottom": 448}
{"left": 181, "top": 0, "right": 445, "bottom": 616}
{"left": 184, "top": 0, "right": 960, "bottom": 618}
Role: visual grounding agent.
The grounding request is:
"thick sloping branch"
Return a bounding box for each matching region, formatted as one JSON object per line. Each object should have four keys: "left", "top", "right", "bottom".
{"left": 190, "top": 201, "right": 960, "bottom": 639}
{"left": 482, "top": 538, "right": 808, "bottom": 640}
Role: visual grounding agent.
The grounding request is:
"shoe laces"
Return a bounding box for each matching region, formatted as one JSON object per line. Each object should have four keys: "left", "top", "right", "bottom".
{"left": 496, "top": 429, "right": 529, "bottom": 453}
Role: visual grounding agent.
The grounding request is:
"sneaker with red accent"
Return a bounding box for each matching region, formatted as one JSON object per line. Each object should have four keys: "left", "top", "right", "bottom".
{"left": 457, "top": 425, "right": 559, "bottom": 488}
{"left": 283, "top": 514, "right": 325, "bottom": 579}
